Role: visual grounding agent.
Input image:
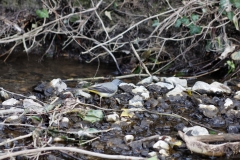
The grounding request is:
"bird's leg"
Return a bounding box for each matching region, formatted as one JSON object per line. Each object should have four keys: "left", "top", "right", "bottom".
{"left": 99, "top": 96, "right": 102, "bottom": 106}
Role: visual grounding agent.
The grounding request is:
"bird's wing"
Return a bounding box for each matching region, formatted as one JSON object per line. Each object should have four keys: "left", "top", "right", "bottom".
{"left": 88, "top": 82, "right": 117, "bottom": 94}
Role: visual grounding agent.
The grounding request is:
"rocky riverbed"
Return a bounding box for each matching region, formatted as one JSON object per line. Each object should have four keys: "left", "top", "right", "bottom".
{"left": 1, "top": 76, "right": 240, "bottom": 159}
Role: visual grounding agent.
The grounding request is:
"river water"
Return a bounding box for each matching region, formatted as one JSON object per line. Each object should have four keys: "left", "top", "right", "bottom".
{"left": 0, "top": 54, "right": 116, "bottom": 93}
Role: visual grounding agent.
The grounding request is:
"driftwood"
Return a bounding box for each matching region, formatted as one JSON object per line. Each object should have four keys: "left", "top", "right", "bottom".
{"left": 178, "top": 131, "right": 240, "bottom": 157}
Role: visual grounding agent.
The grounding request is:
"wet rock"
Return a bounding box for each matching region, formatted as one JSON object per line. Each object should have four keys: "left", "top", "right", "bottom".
{"left": 23, "top": 99, "right": 43, "bottom": 113}
{"left": 174, "top": 123, "right": 186, "bottom": 131}
{"left": 145, "top": 98, "right": 158, "bottom": 108}
{"left": 183, "top": 126, "right": 209, "bottom": 136}
{"left": 140, "top": 119, "right": 153, "bottom": 129}
{"left": 210, "top": 117, "right": 226, "bottom": 128}
{"left": 92, "top": 141, "right": 105, "bottom": 151}
{"left": 44, "top": 86, "right": 55, "bottom": 97}
{"left": 132, "top": 86, "right": 150, "bottom": 100}
{"left": 226, "top": 109, "right": 240, "bottom": 118}
{"left": 2, "top": 98, "right": 20, "bottom": 106}
{"left": 160, "top": 77, "right": 187, "bottom": 87}
{"left": 33, "top": 82, "right": 46, "bottom": 92}
{"left": 140, "top": 150, "right": 150, "bottom": 157}
{"left": 166, "top": 84, "right": 186, "bottom": 97}
{"left": 119, "top": 83, "right": 135, "bottom": 93}
{"left": 227, "top": 125, "right": 240, "bottom": 133}
{"left": 106, "top": 138, "right": 130, "bottom": 152}
{"left": 212, "top": 96, "right": 221, "bottom": 106}
{"left": 199, "top": 104, "right": 219, "bottom": 118}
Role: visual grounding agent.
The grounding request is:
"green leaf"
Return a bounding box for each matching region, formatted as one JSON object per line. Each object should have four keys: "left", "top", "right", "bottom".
{"left": 227, "top": 11, "right": 234, "bottom": 21}
{"left": 189, "top": 24, "right": 202, "bottom": 35}
{"left": 152, "top": 20, "right": 160, "bottom": 27}
{"left": 133, "top": 66, "right": 141, "bottom": 74}
{"left": 175, "top": 19, "right": 182, "bottom": 28}
{"left": 30, "top": 116, "right": 42, "bottom": 121}
{"left": 226, "top": 60, "right": 235, "bottom": 73}
{"left": 181, "top": 16, "right": 190, "bottom": 26}
{"left": 191, "top": 14, "right": 199, "bottom": 22}
{"left": 230, "top": 0, "right": 240, "bottom": 8}
{"left": 70, "top": 15, "right": 80, "bottom": 23}
{"left": 209, "top": 130, "right": 217, "bottom": 134}
{"left": 82, "top": 110, "right": 103, "bottom": 123}
{"left": 36, "top": 9, "right": 49, "bottom": 18}
{"left": 231, "top": 50, "right": 240, "bottom": 60}
{"left": 220, "top": 0, "right": 231, "bottom": 9}
{"left": 113, "top": 2, "right": 118, "bottom": 9}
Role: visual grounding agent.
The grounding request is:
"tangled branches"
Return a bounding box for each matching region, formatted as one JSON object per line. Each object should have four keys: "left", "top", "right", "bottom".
{"left": 0, "top": 0, "right": 239, "bottom": 79}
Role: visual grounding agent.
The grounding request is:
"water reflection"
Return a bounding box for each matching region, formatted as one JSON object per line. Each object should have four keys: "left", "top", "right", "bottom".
{"left": 0, "top": 54, "right": 116, "bottom": 92}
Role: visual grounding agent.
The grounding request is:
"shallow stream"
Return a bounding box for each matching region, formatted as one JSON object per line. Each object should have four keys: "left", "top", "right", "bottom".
{"left": 0, "top": 54, "right": 116, "bottom": 92}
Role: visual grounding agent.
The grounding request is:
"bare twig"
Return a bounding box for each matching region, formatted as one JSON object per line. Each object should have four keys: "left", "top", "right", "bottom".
{"left": 0, "top": 146, "right": 145, "bottom": 160}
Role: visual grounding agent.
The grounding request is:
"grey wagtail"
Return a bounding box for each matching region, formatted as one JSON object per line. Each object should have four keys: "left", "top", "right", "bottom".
{"left": 83, "top": 79, "right": 122, "bottom": 105}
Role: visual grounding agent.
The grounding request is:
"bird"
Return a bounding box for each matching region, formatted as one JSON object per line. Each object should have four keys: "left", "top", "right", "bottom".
{"left": 84, "top": 79, "right": 122, "bottom": 106}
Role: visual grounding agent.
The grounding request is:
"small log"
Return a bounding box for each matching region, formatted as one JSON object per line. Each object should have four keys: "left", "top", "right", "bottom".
{"left": 179, "top": 131, "right": 240, "bottom": 156}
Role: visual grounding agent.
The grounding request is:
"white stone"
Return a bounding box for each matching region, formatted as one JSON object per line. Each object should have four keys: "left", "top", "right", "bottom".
{"left": 23, "top": 99, "right": 43, "bottom": 113}
{"left": 2, "top": 98, "right": 20, "bottom": 106}
{"left": 50, "top": 78, "right": 67, "bottom": 93}
{"left": 154, "top": 82, "right": 174, "bottom": 90}
{"left": 132, "top": 86, "right": 150, "bottom": 100}
{"left": 210, "top": 82, "right": 231, "bottom": 94}
{"left": 192, "top": 81, "right": 231, "bottom": 94}
{"left": 106, "top": 112, "right": 119, "bottom": 122}
{"left": 192, "top": 81, "right": 211, "bottom": 92}
{"left": 124, "top": 135, "right": 134, "bottom": 143}
{"left": 119, "top": 82, "right": 136, "bottom": 87}
{"left": 153, "top": 140, "right": 170, "bottom": 150}
{"left": 5, "top": 115, "right": 19, "bottom": 123}
{"left": 159, "top": 149, "right": 170, "bottom": 156}
{"left": 166, "top": 84, "right": 186, "bottom": 97}
{"left": 137, "top": 76, "right": 159, "bottom": 85}
{"left": 234, "top": 91, "right": 240, "bottom": 100}
{"left": 224, "top": 98, "right": 233, "bottom": 108}
{"left": 160, "top": 77, "right": 187, "bottom": 87}
{"left": 75, "top": 89, "right": 91, "bottom": 98}
{"left": 62, "top": 117, "right": 69, "bottom": 123}
{"left": 129, "top": 95, "right": 143, "bottom": 107}
{"left": 148, "top": 151, "right": 157, "bottom": 157}
{"left": 183, "top": 126, "right": 209, "bottom": 136}
{"left": 199, "top": 104, "right": 218, "bottom": 118}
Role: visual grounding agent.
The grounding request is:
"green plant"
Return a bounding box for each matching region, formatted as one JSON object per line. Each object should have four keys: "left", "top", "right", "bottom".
{"left": 175, "top": 15, "right": 202, "bottom": 35}
{"left": 36, "top": 9, "right": 49, "bottom": 18}
{"left": 226, "top": 60, "right": 235, "bottom": 74}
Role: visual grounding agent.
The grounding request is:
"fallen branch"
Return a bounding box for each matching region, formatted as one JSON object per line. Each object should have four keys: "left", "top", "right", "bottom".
{"left": 178, "top": 131, "right": 240, "bottom": 157}
{"left": 0, "top": 146, "right": 146, "bottom": 160}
